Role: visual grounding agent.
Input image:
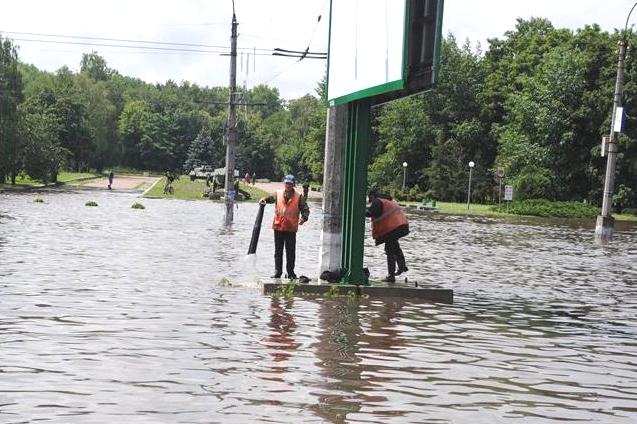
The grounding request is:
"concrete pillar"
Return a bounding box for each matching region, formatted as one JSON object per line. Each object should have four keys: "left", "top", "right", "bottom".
{"left": 318, "top": 104, "right": 346, "bottom": 275}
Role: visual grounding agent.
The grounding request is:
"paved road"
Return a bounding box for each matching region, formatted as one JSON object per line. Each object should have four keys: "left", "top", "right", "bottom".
{"left": 81, "top": 175, "right": 160, "bottom": 191}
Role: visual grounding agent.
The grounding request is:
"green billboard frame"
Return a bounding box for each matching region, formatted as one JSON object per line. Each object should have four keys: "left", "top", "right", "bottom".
{"left": 327, "top": 0, "right": 444, "bottom": 106}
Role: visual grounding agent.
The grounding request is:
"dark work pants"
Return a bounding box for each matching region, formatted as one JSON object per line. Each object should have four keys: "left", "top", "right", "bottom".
{"left": 384, "top": 238, "right": 406, "bottom": 276}
{"left": 274, "top": 230, "right": 297, "bottom": 277}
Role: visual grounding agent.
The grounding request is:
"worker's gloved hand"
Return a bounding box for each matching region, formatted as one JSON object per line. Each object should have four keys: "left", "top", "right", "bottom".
{"left": 259, "top": 198, "right": 266, "bottom": 205}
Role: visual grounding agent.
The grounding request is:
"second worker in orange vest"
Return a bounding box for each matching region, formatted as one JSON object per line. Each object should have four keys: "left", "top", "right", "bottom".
{"left": 259, "top": 174, "right": 310, "bottom": 279}
{"left": 366, "top": 189, "right": 409, "bottom": 283}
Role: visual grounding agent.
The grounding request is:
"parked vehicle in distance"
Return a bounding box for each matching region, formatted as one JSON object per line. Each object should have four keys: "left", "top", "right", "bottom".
{"left": 190, "top": 165, "right": 214, "bottom": 180}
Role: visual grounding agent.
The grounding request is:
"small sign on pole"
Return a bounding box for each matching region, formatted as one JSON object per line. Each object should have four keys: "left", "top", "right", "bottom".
{"left": 504, "top": 185, "right": 513, "bottom": 201}
{"left": 496, "top": 168, "right": 505, "bottom": 178}
{"left": 613, "top": 107, "right": 624, "bottom": 133}
{"left": 601, "top": 136, "right": 609, "bottom": 157}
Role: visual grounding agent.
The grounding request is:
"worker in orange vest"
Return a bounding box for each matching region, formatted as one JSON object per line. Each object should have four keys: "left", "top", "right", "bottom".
{"left": 259, "top": 175, "right": 310, "bottom": 279}
{"left": 366, "top": 188, "right": 409, "bottom": 282}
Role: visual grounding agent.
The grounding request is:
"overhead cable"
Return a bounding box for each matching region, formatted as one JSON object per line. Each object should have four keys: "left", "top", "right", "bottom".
{"left": 0, "top": 30, "right": 272, "bottom": 53}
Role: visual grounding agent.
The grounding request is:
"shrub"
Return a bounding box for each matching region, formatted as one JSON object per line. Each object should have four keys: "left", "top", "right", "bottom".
{"left": 131, "top": 202, "right": 145, "bottom": 209}
{"left": 389, "top": 185, "right": 424, "bottom": 202}
{"left": 34, "top": 198, "right": 44, "bottom": 203}
{"left": 85, "top": 201, "right": 98, "bottom": 207}
{"left": 494, "top": 199, "right": 599, "bottom": 218}
{"left": 510, "top": 166, "right": 555, "bottom": 200}
{"left": 613, "top": 184, "right": 636, "bottom": 213}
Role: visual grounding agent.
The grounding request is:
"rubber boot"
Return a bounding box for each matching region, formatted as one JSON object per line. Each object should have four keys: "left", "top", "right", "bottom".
{"left": 382, "top": 255, "right": 396, "bottom": 283}
{"left": 395, "top": 249, "right": 408, "bottom": 276}
{"left": 272, "top": 255, "right": 283, "bottom": 278}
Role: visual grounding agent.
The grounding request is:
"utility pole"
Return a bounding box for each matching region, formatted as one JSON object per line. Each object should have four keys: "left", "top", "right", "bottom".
{"left": 224, "top": 10, "right": 238, "bottom": 225}
{"left": 318, "top": 104, "right": 346, "bottom": 276}
{"left": 595, "top": 38, "right": 628, "bottom": 243}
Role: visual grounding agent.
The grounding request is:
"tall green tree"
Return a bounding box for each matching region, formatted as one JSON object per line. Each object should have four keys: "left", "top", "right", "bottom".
{"left": 247, "top": 84, "right": 283, "bottom": 118}
{"left": 372, "top": 36, "right": 492, "bottom": 202}
{"left": 0, "top": 35, "right": 24, "bottom": 183}
{"left": 184, "top": 115, "right": 224, "bottom": 171}
{"left": 18, "top": 101, "right": 68, "bottom": 184}
{"left": 48, "top": 67, "right": 91, "bottom": 171}
{"left": 496, "top": 45, "right": 587, "bottom": 200}
{"left": 80, "top": 51, "right": 115, "bottom": 81}
{"left": 76, "top": 74, "right": 118, "bottom": 172}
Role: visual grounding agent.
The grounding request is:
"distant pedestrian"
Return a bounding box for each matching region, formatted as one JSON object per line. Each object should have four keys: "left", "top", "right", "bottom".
{"left": 252, "top": 172, "right": 256, "bottom": 185}
{"left": 302, "top": 182, "right": 310, "bottom": 199}
{"left": 212, "top": 176, "right": 218, "bottom": 193}
{"left": 163, "top": 170, "right": 175, "bottom": 194}
{"left": 245, "top": 172, "right": 251, "bottom": 184}
{"left": 108, "top": 171, "right": 114, "bottom": 190}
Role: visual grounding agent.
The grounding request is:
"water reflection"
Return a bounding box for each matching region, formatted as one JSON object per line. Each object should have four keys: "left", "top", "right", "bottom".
{"left": 311, "top": 300, "right": 363, "bottom": 422}
{"left": 263, "top": 297, "right": 301, "bottom": 371}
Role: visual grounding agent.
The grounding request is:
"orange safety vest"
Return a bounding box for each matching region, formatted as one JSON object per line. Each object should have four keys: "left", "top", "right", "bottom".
{"left": 273, "top": 189, "right": 301, "bottom": 232}
{"left": 371, "top": 198, "right": 408, "bottom": 240}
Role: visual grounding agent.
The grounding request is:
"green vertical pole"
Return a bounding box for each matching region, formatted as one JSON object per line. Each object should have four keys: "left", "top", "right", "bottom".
{"left": 341, "top": 99, "right": 371, "bottom": 285}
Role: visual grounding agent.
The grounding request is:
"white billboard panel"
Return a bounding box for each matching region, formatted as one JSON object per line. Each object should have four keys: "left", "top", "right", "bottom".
{"left": 327, "top": 0, "right": 406, "bottom": 104}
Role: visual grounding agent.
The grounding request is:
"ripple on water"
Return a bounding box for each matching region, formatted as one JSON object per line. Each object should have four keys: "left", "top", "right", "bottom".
{"left": 0, "top": 191, "right": 636, "bottom": 423}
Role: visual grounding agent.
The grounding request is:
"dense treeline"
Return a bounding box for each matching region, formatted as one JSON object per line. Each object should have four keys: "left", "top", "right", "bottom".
{"left": 1, "top": 18, "right": 635, "bottom": 209}
{"left": 372, "top": 19, "right": 636, "bottom": 209}
{"left": 0, "top": 40, "right": 327, "bottom": 185}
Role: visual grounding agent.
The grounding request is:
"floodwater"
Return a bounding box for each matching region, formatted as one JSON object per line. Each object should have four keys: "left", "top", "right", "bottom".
{"left": 1, "top": 189, "right": 636, "bottom": 424}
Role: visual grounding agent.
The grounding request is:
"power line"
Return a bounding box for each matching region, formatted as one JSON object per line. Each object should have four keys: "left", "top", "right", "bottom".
{"left": 154, "top": 21, "right": 228, "bottom": 27}
{"left": 241, "top": 32, "right": 326, "bottom": 48}
{"left": 274, "top": 48, "right": 326, "bottom": 56}
{"left": 272, "top": 52, "right": 326, "bottom": 59}
{"left": 260, "top": 59, "right": 302, "bottom": 86}
{"left": 9, "top": 37, "right": 276, "bottom": 56}
{"left": 0, "top": 30, "right": 272, "bottom": 53}
{"left": 17, "top": 47, "right": 227, "bottom": 56}
{"left": 257, "top": 0, "right": 328, "bottom": 86}
{"left": 305, "top": 0, "right": 329, "bottom": 51}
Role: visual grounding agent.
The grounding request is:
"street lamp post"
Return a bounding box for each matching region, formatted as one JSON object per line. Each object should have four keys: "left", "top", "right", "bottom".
{"left": 595, "top": 1, "right": 636, "bottom": 244}
{"left": 466, "top": 161, "right": 475, "bottom": 210}
{"left": 402, "top": 162, "right": 408, "bottom": 191}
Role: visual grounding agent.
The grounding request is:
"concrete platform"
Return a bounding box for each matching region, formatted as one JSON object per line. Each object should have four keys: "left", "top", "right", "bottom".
{"left": 262, "top": 279, "right": 453, "bottom": 304}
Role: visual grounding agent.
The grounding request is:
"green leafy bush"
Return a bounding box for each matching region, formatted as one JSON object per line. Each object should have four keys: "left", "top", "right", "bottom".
{"left": 131, "top": 202, "right": 145, "bottom": 209}
{"left": 389, "top": 185, "right": 424, "bottom": 202}
{"left": 34, "top": 198, "right": 44, "bottom": 203}
{"left": 85, "top": 201, "right": 98, "bottom": 207}
{"left": 613, "top": 184, "right": 636, "bottom": 213}
{"left": 494, "top": 199, "right": 599, "bottom": 218}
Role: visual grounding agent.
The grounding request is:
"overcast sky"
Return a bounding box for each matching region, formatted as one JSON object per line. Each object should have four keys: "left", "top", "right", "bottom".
{"left": 0, "top": 0, "right": 633, "bottom": 100}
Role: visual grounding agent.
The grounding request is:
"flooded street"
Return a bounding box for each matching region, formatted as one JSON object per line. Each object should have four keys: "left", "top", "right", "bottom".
{"left": 1, "top": 189, "right": 636, "bottom": 423}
